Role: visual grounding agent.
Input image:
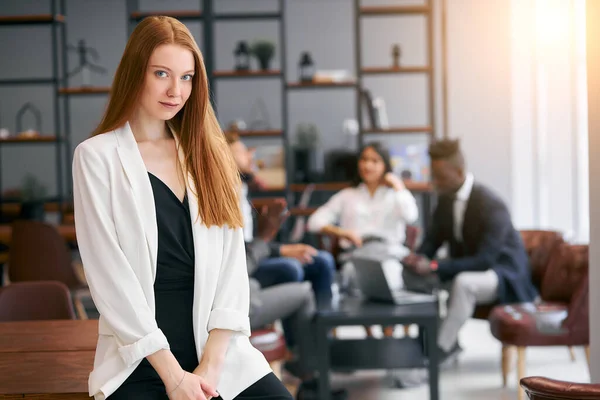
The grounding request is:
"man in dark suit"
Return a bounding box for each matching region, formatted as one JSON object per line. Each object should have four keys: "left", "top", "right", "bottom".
{"left": 402, "top": 138, "right": 538, "bottom": 361}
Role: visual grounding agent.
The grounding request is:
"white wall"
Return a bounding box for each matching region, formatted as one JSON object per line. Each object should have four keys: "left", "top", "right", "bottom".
{"left": 586, "top": 0, "right": 600, "bottom": 383}
{"left": 453, "top": 0, "right": 590, "bottom": 242}
{"left": 444, "top": 0, "right": 513, "bottom": 206}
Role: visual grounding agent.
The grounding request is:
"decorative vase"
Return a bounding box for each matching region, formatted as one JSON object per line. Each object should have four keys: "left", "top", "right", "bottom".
{"left": 258, "top": 57, "right": 271, "bottom": 71}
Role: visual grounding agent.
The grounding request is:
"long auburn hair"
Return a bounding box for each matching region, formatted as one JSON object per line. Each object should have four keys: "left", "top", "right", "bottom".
{"left": 92, "top": 16, "right": 242, "bottom": 228}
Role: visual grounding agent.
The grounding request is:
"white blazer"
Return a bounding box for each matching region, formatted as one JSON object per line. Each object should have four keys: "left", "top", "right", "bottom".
{"left": 72, "top": 122, "right": 271, "bottom": 400}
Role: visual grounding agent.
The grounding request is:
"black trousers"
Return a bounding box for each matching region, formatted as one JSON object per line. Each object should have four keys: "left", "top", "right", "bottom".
{"left": 109, "top": 372, "right": 292, "bottom": 400}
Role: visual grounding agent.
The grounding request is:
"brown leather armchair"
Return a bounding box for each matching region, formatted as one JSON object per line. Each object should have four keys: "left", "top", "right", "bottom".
{"left": 473, "top": 230, "right": 565, "bottom": 320}
{"left": 489, "top": 243, "right": 589, "bottom": 400}
{"left": 520, "top": 376, "right": 600, "bottom": 400}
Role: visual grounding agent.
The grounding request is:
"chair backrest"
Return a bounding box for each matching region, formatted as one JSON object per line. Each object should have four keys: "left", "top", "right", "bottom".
{"left": 8, "top": 220, "right": 81, "bottom": 289}
{"left": 0, "top": 281, "right": 76, "bottom": 321}
{"left": 540, "top": 243, "right": 588, "bottom": 303}
{"left": 561, "top": 268, "right": 589, "bottom": 343}
{"left": 519, "top": 230, "right": 564, "bottom": 290}
{"left": 521, "top": 376, "right": 600, "bottom": 400}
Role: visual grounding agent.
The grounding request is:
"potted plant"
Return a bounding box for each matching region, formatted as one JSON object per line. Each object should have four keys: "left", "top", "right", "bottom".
{"left": 294, "top": 123, "right": 320, "bottom": 149}
{"left": 19, "top": 174, "right": 48, "bottom": 221}
{"left": 250, "top": 40, "right": 276, "bottom": 71}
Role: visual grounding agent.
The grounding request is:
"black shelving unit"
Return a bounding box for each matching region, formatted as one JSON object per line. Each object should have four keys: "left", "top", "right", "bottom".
{"left": 207, "top": 0, "right": 289, "bottom": 200}
{"left": 51, "top": 0, "right": 438, "bottom": 229}
{"left": 0, "top": 1, "right": 66, "bottom": 222}
{"left": 354, "top": 0, "right": 435, "bottom": 145}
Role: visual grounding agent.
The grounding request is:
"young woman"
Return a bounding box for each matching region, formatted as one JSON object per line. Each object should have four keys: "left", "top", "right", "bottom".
{"left": 73, "top": 16, "right": 291, "bottom": 400}
{"left": 307, "top": 142, "right": 419, "bottom": 290}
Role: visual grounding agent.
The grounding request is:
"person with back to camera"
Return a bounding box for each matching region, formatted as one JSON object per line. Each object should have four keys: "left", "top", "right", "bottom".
{"left": 225, "top": 131, "right": 336, "bottom": 307}
{"left": 402, "top": 138, "right": 538, "bottom": 362}
{"left": 72, "top": 16, "right": 292, "bottom": 400}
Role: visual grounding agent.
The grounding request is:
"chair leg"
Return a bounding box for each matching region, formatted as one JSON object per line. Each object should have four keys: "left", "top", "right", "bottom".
{"left": 501, "top": 345, "right": 513, "bottom": 388}
{"left": 364, "top": 325, "right": 374, "bottom": 337}
{"left": 585, "top": 345, "right": 591, "bottom": 370}
{"left": 73, "top": 297, "right": 88, "bottom": 320}
{"left": 569, "top": 346, "right": 576, "bottom": 362}
{"left": 517, "top": 347, "right": 526, "bottom": 400}
{"left": 404, "top": 324, "right": 411, "bottom": 337}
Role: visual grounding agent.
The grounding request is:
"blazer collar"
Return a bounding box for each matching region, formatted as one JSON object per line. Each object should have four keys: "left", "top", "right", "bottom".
{"left": 115, "top": 122, "right": 159, "bottom": 273}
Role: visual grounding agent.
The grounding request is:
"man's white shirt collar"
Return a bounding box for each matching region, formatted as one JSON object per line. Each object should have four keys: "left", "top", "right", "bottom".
{"left": 455, "top": 172, "right": 474, "bottom": 201}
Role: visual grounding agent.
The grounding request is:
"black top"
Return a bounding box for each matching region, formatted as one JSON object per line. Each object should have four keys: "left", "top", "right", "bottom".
{"left": 148, "top": 172, "right": 198, "bottom": 371}
{"left": 110, "top": 173, "right": 198, "bottom": 395}
{"left": 418, "top": 183, "right": 538, "bottom": 304}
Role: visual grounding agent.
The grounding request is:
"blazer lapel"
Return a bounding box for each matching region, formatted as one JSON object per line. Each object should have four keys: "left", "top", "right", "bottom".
{"left": 116, "top": 122, "right": 158, "bottom": 275}
{"left": 461, "top": 185, "right": 477, "bottom": 248}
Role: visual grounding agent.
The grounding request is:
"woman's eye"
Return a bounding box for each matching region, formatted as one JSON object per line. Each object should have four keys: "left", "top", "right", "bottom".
{"left": 182, "top": 74, "right": 193, "bottom": 81}
{"left": 155, "top": 71, "right": 168, "bottom": 78}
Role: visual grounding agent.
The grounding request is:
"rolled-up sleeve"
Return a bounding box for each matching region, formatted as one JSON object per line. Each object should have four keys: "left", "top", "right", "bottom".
{"left": 208, "top": 226, "right": 252, "bottom": 336}
{"left": 73, "top": 142, "right": 169, "bottom": 367}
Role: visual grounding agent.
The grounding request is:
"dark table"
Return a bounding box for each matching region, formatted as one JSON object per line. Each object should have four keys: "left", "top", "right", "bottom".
{"left": 315, "top": 296, "right": 439, "bottom": 400}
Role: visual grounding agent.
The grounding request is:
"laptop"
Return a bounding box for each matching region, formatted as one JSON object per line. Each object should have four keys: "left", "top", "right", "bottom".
{"left": 352, "top": 257, "right": 437, "bottom": 305}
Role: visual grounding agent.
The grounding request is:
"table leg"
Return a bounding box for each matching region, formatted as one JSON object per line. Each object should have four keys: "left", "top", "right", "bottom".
{"left": 316, "top": 319, "right": 331, "bottom": 400}
{"left": 426, "top": 320, "right": 439, "bottom": 400}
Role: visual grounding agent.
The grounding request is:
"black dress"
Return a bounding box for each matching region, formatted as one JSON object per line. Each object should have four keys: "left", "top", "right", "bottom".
{"left": 109, "top": 173, "right": 292, "bottom": 400}
{"left": 109, "top": 173, "right": 198, "bottom": 399}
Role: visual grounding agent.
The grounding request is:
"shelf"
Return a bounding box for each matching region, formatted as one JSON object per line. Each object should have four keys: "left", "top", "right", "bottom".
{"left": 361, "top": 66, "right": 431, "bottom": 75}
{"left": 233, "top": 130, "right": 283, "bottom": 138}
{"left": 130, "top": 10, "right": 202, "bottom": 21}
{"left": 0, "top": 14, "right": 65, "bottom": 25}
{"left": 360, "top": 6, "right": 430, "bottom": 15}
{"left": 290, "top": 180, "right": 431, "bottom": 193}
{"left": 0, "top": 136, "right": 58, "bottom": 144}
{"left": 362, "top": 126, "right": 433, "bottom": 134}
{"left": 59, "top": 87, "right": 111, "bottom": 95}
{"left": 289, "top": 182, "right": 351, "bottom": 192}
{"left": 287, "top": 81, "right": 357, "bottom": 89}
{"left": 0, "top": 78, "right": 55, "bottom": 86}
{"left": 213, "top": 70, "right": 282, "bottom": 78}
{"left": 215, "top": 13, "right": 281, "bottom": 21}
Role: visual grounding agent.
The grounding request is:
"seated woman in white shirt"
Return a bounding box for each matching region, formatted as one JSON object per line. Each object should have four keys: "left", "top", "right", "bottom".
{"left": 307, "top": 142, "right": 419, "bottom": 291}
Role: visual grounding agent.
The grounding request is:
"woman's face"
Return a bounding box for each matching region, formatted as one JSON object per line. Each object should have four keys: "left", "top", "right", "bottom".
{"left": 138, "top": 44, "right": 195, "bottom": 122}
{"left": 358, "top": 146, "right": 386, "bottom": 184}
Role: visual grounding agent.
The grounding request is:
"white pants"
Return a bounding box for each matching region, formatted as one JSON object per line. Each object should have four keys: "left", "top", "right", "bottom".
{"left": 438, "top": 269, "right": 499, "bottom": 351}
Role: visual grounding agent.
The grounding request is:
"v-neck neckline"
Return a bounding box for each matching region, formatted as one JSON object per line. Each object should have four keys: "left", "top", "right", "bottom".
{"left": 148, "top": 172, "right": 187, "bottom": 205}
